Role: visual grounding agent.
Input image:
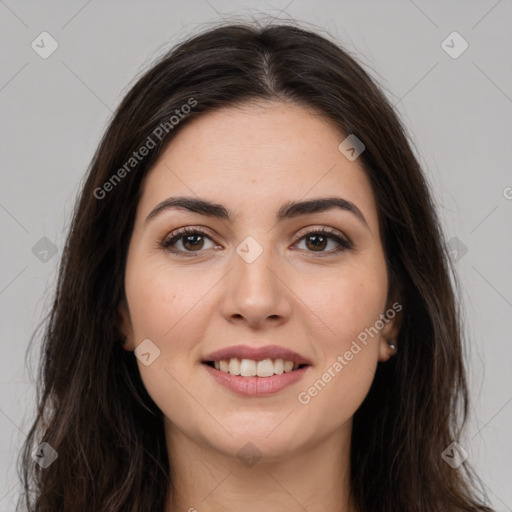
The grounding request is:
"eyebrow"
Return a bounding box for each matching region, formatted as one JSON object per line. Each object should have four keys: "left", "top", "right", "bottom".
{"left": 145, "top": 195, "right": 370, "bottom": 230}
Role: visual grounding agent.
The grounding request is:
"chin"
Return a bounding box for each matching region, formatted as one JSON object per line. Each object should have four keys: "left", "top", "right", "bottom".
{"left": 210, "top": 433, "right": 301, "bottom": 465}
{"left": 201, "top": 418, "right": 305, "bottom": 462}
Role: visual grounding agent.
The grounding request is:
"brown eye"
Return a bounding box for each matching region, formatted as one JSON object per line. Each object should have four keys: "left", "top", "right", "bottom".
{"left": 161, "top": 228, "right": 217, "bottom": 255}
{"left": 181, "top": 233, "right": 205, "bottom": 251}
{"left": 304, "top": 234, "right": 329, "bottom": 251}
{"left": 160, "top": 226, "right": 351, "bottom": 258}
{"left": 295, "top": 228, "right": 351, "bottom": 255}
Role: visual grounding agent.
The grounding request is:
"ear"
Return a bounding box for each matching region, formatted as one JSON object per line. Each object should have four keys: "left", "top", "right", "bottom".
{"left": 378, "top": 299, "right": 403, "bottom": 362}
{"left": 117, "top": 296, "right": 135, "bottom": 351}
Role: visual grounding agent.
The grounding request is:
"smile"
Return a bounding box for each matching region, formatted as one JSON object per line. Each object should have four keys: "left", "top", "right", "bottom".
{"left": 202, "top": 359, "right": 310, "bottom": 396}
{"left": 205, "top": 357, "right": 307, "bottom": 377}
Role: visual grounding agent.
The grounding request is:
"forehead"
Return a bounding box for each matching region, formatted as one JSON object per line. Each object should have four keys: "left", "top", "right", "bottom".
{"left": 136, "top": 101, "right": 379, "bottom": 231}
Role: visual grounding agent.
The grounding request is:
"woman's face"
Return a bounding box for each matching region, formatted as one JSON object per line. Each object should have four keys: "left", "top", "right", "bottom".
{"left": 120, "top": 100, "right": 399, "bottom": 461}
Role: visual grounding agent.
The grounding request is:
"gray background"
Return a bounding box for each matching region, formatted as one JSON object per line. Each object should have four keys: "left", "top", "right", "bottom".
{"left": 1, "top": 1, "right": 511, "bottom": 510}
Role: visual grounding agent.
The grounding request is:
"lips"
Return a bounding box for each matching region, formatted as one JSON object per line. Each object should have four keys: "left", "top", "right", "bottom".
{"left": 201, "top": 345, "right": 312, "bottom": 395}
{"left": 202, "top": 344, "right": 312, "bottom": 366}
{"left": 203, "top": 362, "right": 310, "bottom": 396}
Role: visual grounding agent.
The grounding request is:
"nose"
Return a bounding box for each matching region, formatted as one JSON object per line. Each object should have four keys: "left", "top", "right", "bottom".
{"left": 221, "top": 241, "right": 292, "bottom": 329}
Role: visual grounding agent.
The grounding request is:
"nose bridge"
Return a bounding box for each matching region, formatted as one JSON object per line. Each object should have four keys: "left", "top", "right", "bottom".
{"left": 222, "top": 234, "right": 291, "bottom": 324}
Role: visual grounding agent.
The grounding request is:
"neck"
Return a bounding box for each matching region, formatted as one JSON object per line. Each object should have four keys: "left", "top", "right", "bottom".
{"left": 163, "top": 419, "right": 356, "bottom": 512}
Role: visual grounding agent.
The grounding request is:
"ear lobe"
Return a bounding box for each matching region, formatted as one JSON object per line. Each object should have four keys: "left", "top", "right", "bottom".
{"left": 378, "top": 338, "right": 397, "bottom": 362}
{"left": 117, "top": 299, "right": 135, "bottom": 351}
{"left": 378, "top": 300, "right": 403, "bottom": 362}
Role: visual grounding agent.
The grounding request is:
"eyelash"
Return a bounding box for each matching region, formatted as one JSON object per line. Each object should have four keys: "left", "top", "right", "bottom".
{"left": 159, "top": 226, "right": 352, "bottom": 258}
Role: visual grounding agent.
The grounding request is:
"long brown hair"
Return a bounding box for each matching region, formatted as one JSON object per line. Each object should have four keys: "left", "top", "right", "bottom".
{"left": 18, "top": 20, "right": 494, "bottom": 512}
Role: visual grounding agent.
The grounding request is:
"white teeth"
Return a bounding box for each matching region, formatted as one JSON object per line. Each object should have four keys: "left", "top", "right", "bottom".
{"left": 228, "top": 357, "right": 241, "bottom": 375}
{"left": 240, "top": 359, "right": 257, "bottom": 377}
{"left": 256, "top": 359, "right": 274, "bottom": 377}
{"left": 211, "top": 357, "right": 303, "bottom": 377}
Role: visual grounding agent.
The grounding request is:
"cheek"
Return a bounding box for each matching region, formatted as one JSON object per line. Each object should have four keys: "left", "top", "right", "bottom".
{"left": 124, "top": 261, "right": 214, "bottom": 424}
{"left": 292, "top": 260, "right": 387, "bottom": 422}
{"left": 298, "top": 260, "right": 388, "bottom": 355}
{"left": 125, "top": 259, "right": 214, "bottom": 342}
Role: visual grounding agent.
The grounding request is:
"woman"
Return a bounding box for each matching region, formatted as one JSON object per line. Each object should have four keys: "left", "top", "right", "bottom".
{"left": 18, "top": 21, "right": 494, "bottom": 512}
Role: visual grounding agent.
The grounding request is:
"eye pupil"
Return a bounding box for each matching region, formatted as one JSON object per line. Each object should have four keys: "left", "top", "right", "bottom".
{"left": 183, "top": 234, "right": 204, "bottom": 251}
{"left": 306, "top": 235, "right": 327, "bottom": 251}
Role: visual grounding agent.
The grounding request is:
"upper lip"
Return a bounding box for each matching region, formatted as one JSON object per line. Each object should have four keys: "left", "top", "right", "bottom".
{"left": 202, "top": 344, "right": 312, "bottom": 365}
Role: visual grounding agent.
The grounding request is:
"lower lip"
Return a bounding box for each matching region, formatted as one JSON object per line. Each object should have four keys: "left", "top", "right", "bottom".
{"left": 202, "top": 363, "right": 310, "bottom": 396}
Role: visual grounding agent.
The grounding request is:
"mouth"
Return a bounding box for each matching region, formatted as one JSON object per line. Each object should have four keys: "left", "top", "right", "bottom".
{"left": 202, "top": 358, "right": 310, "bottom": 378}
{"left": 202, "top": 359, "right": 311, "bottom": 396}
{"left": 201, "top": 344, "right": 312, "bottom": 395}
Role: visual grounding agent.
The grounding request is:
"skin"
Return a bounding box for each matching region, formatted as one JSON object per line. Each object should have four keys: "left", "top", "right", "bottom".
{"left": 119, "top": 100, "right": 401, "bottom": 512}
